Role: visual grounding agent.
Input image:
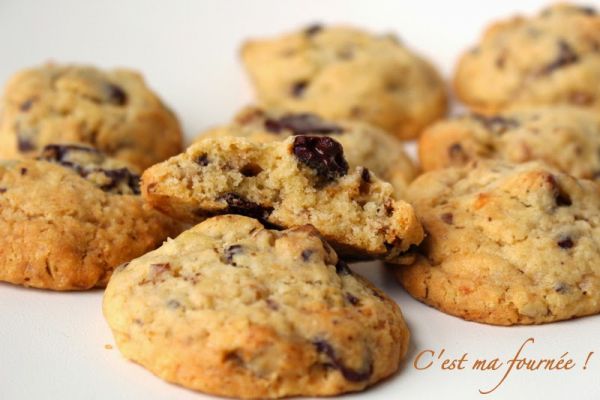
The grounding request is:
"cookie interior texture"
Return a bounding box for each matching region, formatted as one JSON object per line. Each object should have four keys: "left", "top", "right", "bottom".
{"left": 418, "top": 106, "right": 600, "bottom": 180}
{"left": 141, "top": 136, "right": 424, "bottom": 263}
{"left": 0, "top": 63, "right": 183, "bottom": 169}
{"left": 241, "top": 24, "right": 447, "bottom": 139}
{"left": 0, "top": 156, "right": 180, "bottom": 290}
{"left": 197, "top": 106, "right": 418, "bottom": 199}
{"left": 103, "top": 215, "right": 409, "bottom": 399}
{"left": 454, "top": 4, "right": 600, "bottom": 113}
{"left": 397, "top": 160, "right": 600, "bottom": 325}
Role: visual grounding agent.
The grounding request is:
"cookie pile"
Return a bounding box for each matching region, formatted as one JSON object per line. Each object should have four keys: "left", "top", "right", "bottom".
{"left": 3, "top": 2, "right": 600, "bottom": 399}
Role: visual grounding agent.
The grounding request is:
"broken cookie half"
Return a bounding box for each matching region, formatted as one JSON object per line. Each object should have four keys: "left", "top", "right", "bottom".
{"left": 141, "top": 136, "right": 423, "bottom": 263}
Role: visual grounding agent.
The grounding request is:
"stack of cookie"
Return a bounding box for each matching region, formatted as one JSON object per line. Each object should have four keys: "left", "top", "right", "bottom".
{"left": 3, "top": 2, "right": 600, "bottom": 399}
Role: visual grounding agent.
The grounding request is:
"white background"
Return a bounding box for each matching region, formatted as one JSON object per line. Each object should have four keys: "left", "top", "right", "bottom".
{"left": 1, "top": 1, "right": 600, "bottom": 399}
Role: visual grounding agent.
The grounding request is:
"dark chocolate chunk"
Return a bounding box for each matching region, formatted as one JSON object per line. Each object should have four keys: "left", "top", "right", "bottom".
{"left": 448, "top": 143, "right": 469, "bottom": 163}
{"left": 0, "top": 187, "right": 6, "bottom": 194}
{"left": 106, "top": 83, "right": 128, "bottom": 105}
{"left": 17, "top": 135, "right": 35, "bottom": 152}
{"left": 305, "top": 24, "right": 323, "bottom": 36}
{"left": 346, "top": 293, "right": 360, "bottom": 306}
{"left": 312, "top": 339, "right": 373, "bottom": 382}
{"left": 440, "top": 212, "right": 454, "bottom": 225}
{"left": 219, "top": 193, "right": 273, "bottom": 221}
{"left": 335, "top": 259, "right": 351, "bottom": 276}
{"left": 361, "top": 168, "right": 371, "bottom": 183}
{"left": 576, "top": 5, "right": 597, "bottom": 15}
{"left": 239, "top": 163, "right": 263, "bottom": 177}
{"left": 293, "top": 136, "right": 349, "bottom": 182}
{"left": 472, "top": 114, "right": 519, "bottom": 134}
{"left": 20, "top": 168, "right": 27, "bottom": 176}
{"left": 539, "top": 40, "right": 579, "bottom": 75}
{"left": 291, "top": 80, "right": 308, "bottom": 98}
{"left": 99, "top": 168, "right": 141, "bottom": 195}
{"left": 557, "top": 237, "right": 574, "bottom": 249}
{"left": 301, "top": 249, "right": 314, "bottom": 261}
{"left": 547, "top": 175, "right": 572, "bottom": 206}
{"left": 264, "top": 113, "right": 344, "bottom": 136}
{"left": 196, "top": 154, "right": 210, "bottom": 166}
{"left": 224, "top": 244, "right": 244, "bottom": 266}
{"left": 554, "top": 282, "right": 568, "bottom": 293}
{"left": 20, "top": 99, "right": 34, "bottom": 112}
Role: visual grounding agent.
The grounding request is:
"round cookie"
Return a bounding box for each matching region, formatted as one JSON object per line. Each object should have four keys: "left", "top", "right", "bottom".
{"left": 241, "top": 24, "right": 447, "bottom": 140}
{"left": 454, "top": 4, "right": 600, "bottom": 114}
{"left": 419, "top": 106, "right": 600, "bottom": 180}
{"left": 0, "top": 64, "right": 183, "bottom": 169}
{"left": 103, "top": 215, "right": 410, "bottom": 399}
{"left": 396, "top": 160, "right": 600, "bottom": 325}
{"left": 196, "top": 107, "right": 418, "bottom": 198}
{"left": 0, "top": 144, "right": 181, "bottom": 290}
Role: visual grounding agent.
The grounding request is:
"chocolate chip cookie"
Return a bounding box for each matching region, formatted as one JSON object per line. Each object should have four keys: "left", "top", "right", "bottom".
{"left": 197, "top": 106, "right": 418, "bottom": 198}
{"left": 0, "top": 64, "right": 183, "bottom": 169}
{"left": 103, "top": 215, "right": 410, "bottom": 398}
{"left": 0, "top": 144, "right": 181, "bottom": 290}
{"left": 396, "top": 160, "right": 600, "bottom": 325}
{"left": 142, "top": 136, "right": 424, "bottom": 263}
{"left": 241, "top": 24, "right": 447, "bottom": 140}
{"left": 419, "top": 106, "right": 600, "bottom": 180}
{"left": 455, "top": 4, "right": 600, "bottom": 114}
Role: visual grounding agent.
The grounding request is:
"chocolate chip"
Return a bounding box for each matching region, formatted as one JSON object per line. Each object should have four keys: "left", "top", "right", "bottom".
{"left": 441, "top": 212, "right": 453, "bottom": 225}
{"left": 305, "top": 24, "right": 323, "bottom": 36}
{"left": 224, "top": 244, "right": 244, "bottom": 266}
{"left": 569, "top": 91, "right": 594, "bottom": 106}
{"left": 20, "top": 99, "right": 34, "bottom": 112}
{"left": 264, "top": 113, "right": 344, "bottom": 136}
{"left": 196, "top": 154, "right": 210, "bottom": 166}
{"left": 547, "top": 175, "right": 572, "bottom": 206}
{"left": 20, "top": 168, "right": 27, "bottom": 176}
{"left": 106, "top": 83, "right": 127, "bottom": 105}
{"left": 17, "top": 135, "right": 35, "bottom": 152}
{"left": 472, "top": 114, "right": 519, "bottom": 134}
{"left": 293, "top": 136, "right": 349, "bottom": 183}
{"left": 291, "top": 80, "right": 308, "bottom": 98}
{"left": 239, "top": 163, "right": 262, "bottom": 177}
{"left": 346, "top": 293, "right": 360, "bottom": 306}
{"left": 312, "top": 339, "right": 373, "bottom": 382}
{"left": 539, "top": 40, "right": 579, "bottom": 75}
{"left": 335, "top": 259, "right": 351, "bottom": 276}
{"left": 448, "top": 143, "right": 469, "bottom": 163}
{"left": 361, "top": 168, "right": 371, "bottom": 183}
{"left": 576, "top": 5, "right": 597, "bottom": 15}
{"left": 301, "top": 249, "right": 314, "bottom": 261}
{"left": 0, "top": 188, "right": 6, "bottom": 194}
{"left": 219, "top": 193, "right": 273, "bottom": 221}
{"left": 554, "top": 282, "right": 568, "bottom": 293}
{"left": 99, "top": 168, "right": 141, "bottom": 194}
{"left": 265, "top": 298, "right": 279, "bottom": 310}
{"left": 557, "top": 237, "right": 574, "bottom": 249}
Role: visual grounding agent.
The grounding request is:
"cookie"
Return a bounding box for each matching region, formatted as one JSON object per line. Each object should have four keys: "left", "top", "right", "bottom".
{"left": 241, "top": 24, "right": 447, "bottom": 140}
{"left": 419, "top": 106, "right": 600, "bottom": 180}
{"left": 454, "top": 4, "right": 600, "bottom": 114}
{"left": 396, "top": 160, "right": 600, "bottom": 325}
{"left": 0, "top": 144, "right": 181, "bottom": 290}
{"left": 196, "top": 107, "right": 418, "bottom": 198}
{"left": 142, "top": 135, "right": 423, "bottom": 263}
{"left": 0, "top": 63, "right": 183, "bottom": 169}
{"left": 103, "top": 215, "right": 409, "bottom": 398}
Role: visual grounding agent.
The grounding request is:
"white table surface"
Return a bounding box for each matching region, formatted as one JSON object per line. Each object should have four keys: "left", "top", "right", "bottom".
{"left": 1, "top": 1, "right": 600, "bottom": 399}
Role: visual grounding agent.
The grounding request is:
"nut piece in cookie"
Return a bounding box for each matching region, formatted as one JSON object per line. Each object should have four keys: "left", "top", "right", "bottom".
{"left": 0, "top": 151, "right": 181, "bottom": 291}
{"left": 241, "top": 25, "right": 447, "bottom": 139}
{"left": 142, "top": 136, "right": 424, "bottom": 263}
{"left": 454, "top": 4, "right": 600, "bottom": 113}
{"left": 0, "top": 63, "right": 183, "bottom": 169}
{"left": 396, "top": 160, "right": 600, "bottom": 325}
{"left": 196, "top": 106, "right": 418, "bottom": 198}
{"left": 418, "top": 106, "right": 600, "bottom": 180}
{"left": 103, "top": 215, "right": 410, "bottom": 398}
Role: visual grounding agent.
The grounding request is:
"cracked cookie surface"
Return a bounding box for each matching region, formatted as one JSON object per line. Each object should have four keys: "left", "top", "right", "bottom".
{"left": 242, "top": 24, "right": 447, "bottom": 139}
{"left": 419, "top": 106, "right": 600, "bottom": 180}
{"left": 0, "top": 147, "right": 181, "bottom": 290}
{"left": 0, "top": 63, "right": 183, "bottom": 169}
{"left": 396, "top": 160, "right": 600, "bottom": 325}
{"left": 454, "top": 4, "right": 600, "bottom": 113}
{"left": 103, "top": 215, "right": 409, "bottom": 399}
{"left": 196, "top": 106, "right": 418, "bottom": 198}
{"left": 142, "top": 136, "right": 424, "bottom": 263}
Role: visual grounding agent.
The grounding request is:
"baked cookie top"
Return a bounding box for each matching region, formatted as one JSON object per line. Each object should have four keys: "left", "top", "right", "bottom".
{"left": 454, "top": 4, "right": 600, "bottom": 113}
{"left": 242, "top": 24, "right": 447, "bottom": 139}
{"left": 197, "top": 106, "right": 418, "bottom": 198}
{"left": 0, "top": 151, "right": 180, "bottom": 290}
{"left": 0, "top": 63, "right": 183, "bottom": 169}
{"left": 103, "top": 215, "right": 409, "bottom": 398}
{"left": 142, "top": 135, "right": 424, "bottom": 263}
{"left": 419, "top": 106, "right": 600, "bottom": 180}
{"left": 396, "top": 160, "right": 600, "bottom": 325}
